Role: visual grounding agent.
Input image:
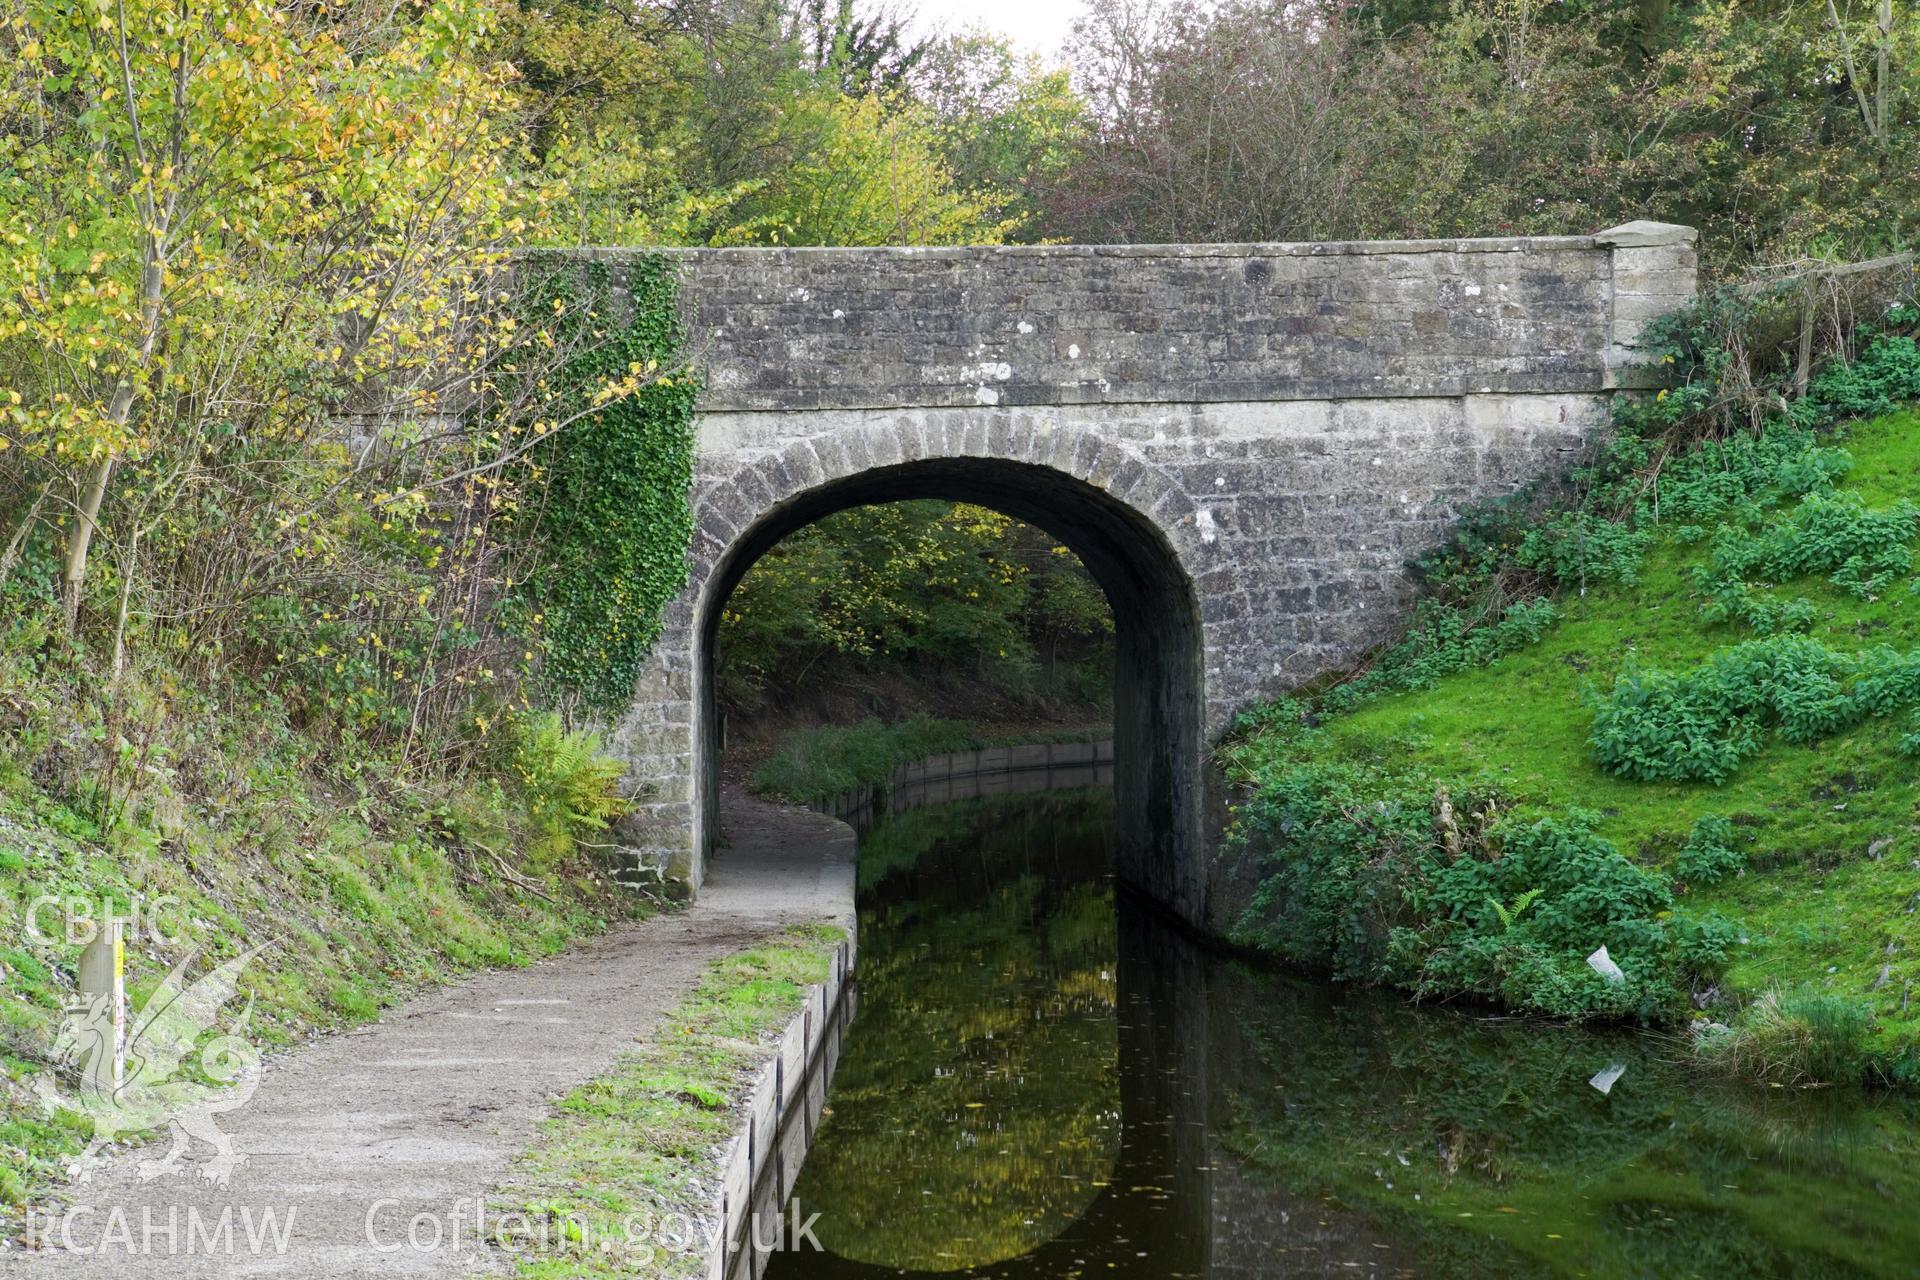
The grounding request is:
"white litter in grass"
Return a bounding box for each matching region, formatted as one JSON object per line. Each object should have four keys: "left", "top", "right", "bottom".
{"left": 1587, "top": 945, "right": 1626, "bottom": 986}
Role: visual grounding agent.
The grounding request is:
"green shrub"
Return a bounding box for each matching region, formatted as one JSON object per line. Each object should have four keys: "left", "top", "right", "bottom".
{"left": 1231, "top": 761, "right": 1735, "bottom": 1022}
{"left": 1654, "top": 421, "right": 1850, "bottom": 530}
{"left": 1675, "top": 814, "right": 1745, "bottom": 886}
{"left": 1339, "top": 352, "right": 1871, "bottom": 714}
{"left": 1706, "top": 491, "right": 1919, "bottom": 600}
{"left": 1514, "top": 512, "right": 1653, "bottom": 588}
{"left": 1588, "top": 636, "right": 1920, "bottom": 783}
{"left": 1672, "top": 909, "right": 1744, "bottom": 971}
{"left": 1697, "top": 987, "right": 1877, "bottom": 1086}
{"left": 1406, "top": 485, "right": 1544, "bottom": 602}
{"left": 1698, "top": 581, "right": 1818, "bottom": 634}
{"left": 1228, "top": 296, "right": 1919, "bottom": 1045}
{"left": 1337, "top": 316, "right": 1904, "bottom": 710}
{"left": 1802, "top": 334, "right": 1920, "bottom": 426}
{"left": 1229, "top": 695, "right": 1311, "bottom": 739}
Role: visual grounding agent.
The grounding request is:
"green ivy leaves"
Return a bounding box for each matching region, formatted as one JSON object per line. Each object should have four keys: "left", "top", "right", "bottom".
{"left": 505, "top": 257, "right": 698, "bottom": 717}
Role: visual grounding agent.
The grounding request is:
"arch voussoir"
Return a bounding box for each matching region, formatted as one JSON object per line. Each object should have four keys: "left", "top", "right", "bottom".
{"left": 744, "top": 454, "right": 795, "bottom": 511}
{"left": 894, "top": 415, "right": 932, "bottom": 463}
{"left": 863, "top": 423, "right": 906, "bottom": 469}
{"left": 691, "top": 499, "right": 740, "bottom": 551}
{"left": 809, "top": 432, "right": 854, "bottom": 483}
{"left": 783, "top": 437, "right": 826, "bottom": 490}
{"left": 722, "top": 460, "right": 773, "bottom": 515}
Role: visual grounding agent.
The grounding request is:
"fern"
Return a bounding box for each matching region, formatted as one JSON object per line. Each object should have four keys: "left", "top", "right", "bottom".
{"left": 517, "top": 713, "right": 628, "bottom": 868}
{"left": 1488, "top": 887, "right": 1545, "bottom": 931}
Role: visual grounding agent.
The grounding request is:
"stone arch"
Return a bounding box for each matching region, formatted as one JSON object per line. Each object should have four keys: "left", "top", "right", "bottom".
{"left": 615, "top": 418, "right": 1229, "bottom": 922}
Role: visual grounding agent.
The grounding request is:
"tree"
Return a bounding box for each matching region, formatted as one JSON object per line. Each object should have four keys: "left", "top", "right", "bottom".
{"left": 740, "top": 91, "right": 1020, "bottom": 245}
{"left": 0, "top": 0, "right": 544, "bottom": 631}
{"left": 790, "top": 0, "right": 927, "bottom": 93}
{"left": 908, "top": 29, "right": 1086, "bottom": 238}
{"left": 494, "top": 0, "right": 1031, "bottom": 249}
{"left": 1045, "top": 0, "right": 1918, "bottom": 274}
{"left": 1050, "top": 0, "right": 1375, "bottom": 243}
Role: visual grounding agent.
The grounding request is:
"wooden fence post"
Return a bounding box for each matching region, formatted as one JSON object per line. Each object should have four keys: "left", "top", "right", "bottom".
{"left": 75, "top": 919, "right": 125, "bottom": 1093}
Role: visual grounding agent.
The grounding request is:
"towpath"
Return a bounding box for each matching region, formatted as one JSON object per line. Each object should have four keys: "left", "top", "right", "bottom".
{"left": 5, "top": 791, "right": 853, "bottom": 1279}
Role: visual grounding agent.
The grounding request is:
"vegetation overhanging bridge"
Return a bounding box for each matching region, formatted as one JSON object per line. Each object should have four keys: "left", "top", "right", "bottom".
{"left": 594, "top": 222, "right": 1698, "bottom": 930}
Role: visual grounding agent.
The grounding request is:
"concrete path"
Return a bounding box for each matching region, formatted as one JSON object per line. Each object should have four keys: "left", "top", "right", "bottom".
{"left": 5, "top": 792, "right": 854, "bottom": 1279}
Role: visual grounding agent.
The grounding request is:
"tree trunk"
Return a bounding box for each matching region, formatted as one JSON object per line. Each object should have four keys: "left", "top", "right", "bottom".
{"left": 60, "top": 247, "right": 160, "bottom": 630}
{"left": 61, "top": 452, "right": 118, "bottom": 630}
{"left": 110, "top": 522, "right": 141, "bottom": 687}
{"left": 1876, "top": 0, "right": 1892, "bottom": 139}
{"left": 0, "top": 482, "right": 49, "bottom": 594}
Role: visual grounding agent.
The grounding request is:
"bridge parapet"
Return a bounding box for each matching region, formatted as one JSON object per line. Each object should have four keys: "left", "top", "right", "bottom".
{"left": 573, "top": 222, "right": 1694, "bottom": 412}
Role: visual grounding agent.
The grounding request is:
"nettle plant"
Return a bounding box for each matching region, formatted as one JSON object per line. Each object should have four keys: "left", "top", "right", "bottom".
{"left": 1230, "top": 761, "right": 1738, "bottom": 1022}
{"left": 1706, "top": 492, "right": 1919, "bottom": 601}
{"left": 1290, "top": 309, "right": 1920, "bottom": 781}
{"left": 1289, "top": 317, "right": 1891, "bottom": 722}
{"left": 1590, "top": 637, "right": 1920, "bottom": 784}
{"left": 1584, "top": 333, "right": 1920, "bottom": 785}
{"left": 1675, "top": 814, "right": 1746, "bottom": 886}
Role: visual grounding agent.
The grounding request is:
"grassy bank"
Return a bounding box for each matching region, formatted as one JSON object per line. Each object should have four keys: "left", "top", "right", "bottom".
{"left": 750, "top": 717, "right": 983, "bottom": 805}
{"left": 0, "top": 656, "right": 645, "bottom": 1225}
{"left": 1224, "top": 325, "right": 1920, "bottom": 1083}
{"left": 486, "top": 924, "right": 843, "bottom": 1280}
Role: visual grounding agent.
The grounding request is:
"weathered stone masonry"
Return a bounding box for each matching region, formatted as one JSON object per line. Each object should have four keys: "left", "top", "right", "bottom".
{"left": 588, "top": 221, "right": 1697, "bottom": 929}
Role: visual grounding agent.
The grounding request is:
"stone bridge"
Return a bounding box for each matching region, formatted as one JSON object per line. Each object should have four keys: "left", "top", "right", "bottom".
{"left": 597, "top": 222, "right": 1697, "bottom": 928}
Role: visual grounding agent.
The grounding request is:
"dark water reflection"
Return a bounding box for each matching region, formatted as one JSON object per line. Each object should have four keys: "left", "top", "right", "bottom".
{"left": 768, "top": 788, "right": 1920, "bottom": 1280}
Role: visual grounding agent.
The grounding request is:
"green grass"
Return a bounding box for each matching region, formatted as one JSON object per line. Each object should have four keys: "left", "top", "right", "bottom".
{"left": 0, "top": 684, "right": 649, "bottom": 1228}
{"left": 486, "top": 925, "right": 844, "bottom": 1280}
{"left": 751, "top": 716, "right": 983, "bottom": 804}
{"left": 1226, "top": 410, "right": 1920, "bottom": 1067}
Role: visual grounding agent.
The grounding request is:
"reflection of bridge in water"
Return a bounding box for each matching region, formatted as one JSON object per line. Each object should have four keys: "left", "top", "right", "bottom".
{"left": 770, "top": 762, "right": 1425, "bottom": 1280}
{"left": 770, "top": 898, "right": 1424, "bottom": 1280}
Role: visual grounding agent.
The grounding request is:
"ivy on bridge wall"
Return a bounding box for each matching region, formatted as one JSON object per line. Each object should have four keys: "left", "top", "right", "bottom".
{"left": 507, "top": 257, "right": 699, "bottom": 717}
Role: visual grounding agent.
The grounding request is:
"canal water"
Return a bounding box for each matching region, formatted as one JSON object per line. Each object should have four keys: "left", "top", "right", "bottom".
{"left": 766, "top": 786, "right": 1920, "bottom": 1280}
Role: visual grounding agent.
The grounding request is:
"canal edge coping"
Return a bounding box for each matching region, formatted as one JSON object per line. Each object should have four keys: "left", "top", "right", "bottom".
{"left": 704, "top": 923, "right": 857, "bottom": 1280}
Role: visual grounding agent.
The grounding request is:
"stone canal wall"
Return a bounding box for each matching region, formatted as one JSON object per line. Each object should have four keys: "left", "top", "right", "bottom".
{"left": 814, "top": 737, "right": 1115, "bottom": 825}
{"left": 706, "top": 930, "right": 857, "bottom": 1280}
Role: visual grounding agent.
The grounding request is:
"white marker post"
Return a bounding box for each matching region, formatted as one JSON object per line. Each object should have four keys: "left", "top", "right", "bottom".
{"left": 75, "top": 919, "right": 125, "bottom": 1093}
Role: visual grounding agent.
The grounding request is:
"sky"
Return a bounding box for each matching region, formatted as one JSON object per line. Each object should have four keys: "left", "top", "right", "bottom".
{"left": 909, "top": 0, "right": 1087, "bottom": 58}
